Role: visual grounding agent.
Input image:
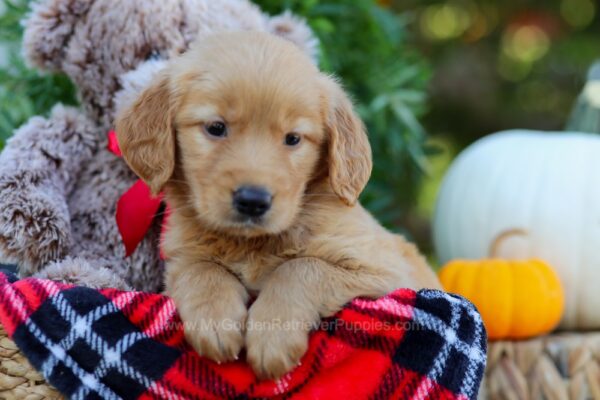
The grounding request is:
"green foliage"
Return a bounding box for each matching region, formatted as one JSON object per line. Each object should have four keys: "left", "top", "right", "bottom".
{"left": 0, "top": 0, "right": 430, "bottom": 228}
{"left": 255, "top": 0, "right": 431, "bottom": 227}
{"left": 0, "top": 0, "right": 77, "bottom": 148}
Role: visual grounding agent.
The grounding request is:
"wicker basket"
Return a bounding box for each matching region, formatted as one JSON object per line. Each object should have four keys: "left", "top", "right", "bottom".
{"left": 483, "top": 331, "right": 600, "bottom": 400}
{"left": 0, "top": 325, "right": 61, "bottom": 399}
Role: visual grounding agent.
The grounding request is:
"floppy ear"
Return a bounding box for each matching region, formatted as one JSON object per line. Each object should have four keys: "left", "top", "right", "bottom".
{"left": 322, "top": 77, "right": 373, "bottom": 206}
{"left": 115, "top": 74, "right": 178, "bottom": 195}
{"left": 23, "top": 0, "right": 94, "bottom": 71}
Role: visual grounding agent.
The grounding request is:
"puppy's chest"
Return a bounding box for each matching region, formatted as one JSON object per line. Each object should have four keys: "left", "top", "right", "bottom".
{"left": 227, "top": 255, "right": 285, "bottom": 292}
{"left": 202, "top": 234, "right": 307, "bottom": 291}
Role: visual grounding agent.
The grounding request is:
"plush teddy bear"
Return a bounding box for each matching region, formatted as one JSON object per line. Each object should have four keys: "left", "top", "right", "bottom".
{"left": 0, "top": 0, "right": 317, "bottom": 291}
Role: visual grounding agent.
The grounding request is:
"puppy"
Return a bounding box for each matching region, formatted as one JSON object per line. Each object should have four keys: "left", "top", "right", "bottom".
{"left": 116, "top": 31, "right": 441, "bottom": 380}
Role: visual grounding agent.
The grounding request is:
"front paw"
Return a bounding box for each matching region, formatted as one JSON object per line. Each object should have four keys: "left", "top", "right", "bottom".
{"left": 181, "top": 295, "right": 247, "bottom": 363}
{"left": 246, "top": 310, "right": 310, "bottom": 380}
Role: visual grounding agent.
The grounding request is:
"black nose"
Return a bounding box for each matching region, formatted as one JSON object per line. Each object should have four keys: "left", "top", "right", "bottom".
{"left": 233, "top": 186, "right": 272, "bottom": 217}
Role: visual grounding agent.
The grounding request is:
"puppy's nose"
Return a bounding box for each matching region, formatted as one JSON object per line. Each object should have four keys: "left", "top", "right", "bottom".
{"left": 233, "top": 186, "right": 272, "bottom": 217}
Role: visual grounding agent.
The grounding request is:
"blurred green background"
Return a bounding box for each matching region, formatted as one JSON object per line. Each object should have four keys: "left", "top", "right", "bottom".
{"left": 1, "top": 0, "right": 599, "bottom": 258}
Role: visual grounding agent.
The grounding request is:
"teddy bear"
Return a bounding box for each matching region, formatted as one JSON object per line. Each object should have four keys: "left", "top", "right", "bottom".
{"left": 0, "top": 0, "right": 318, "bottom": 292}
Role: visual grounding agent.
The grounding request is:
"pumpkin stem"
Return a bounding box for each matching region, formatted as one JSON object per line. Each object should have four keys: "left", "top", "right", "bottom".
{"left": 489, "top": 228, "right": 528, "bottom": 258}
{"left": 566, "top": 60, "right": 600, "bottom": 133}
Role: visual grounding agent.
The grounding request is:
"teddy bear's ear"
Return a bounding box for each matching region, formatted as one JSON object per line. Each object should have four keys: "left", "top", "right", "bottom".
{"left": 22, "top": 0, "right": 94, "bottom": 71}
{"left": 267, "top": 11, "right": 320, "bottom": 64}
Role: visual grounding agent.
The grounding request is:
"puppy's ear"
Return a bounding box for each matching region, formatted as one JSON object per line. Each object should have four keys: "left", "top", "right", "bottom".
{"left": 322, "top": 77, "right": 372, "bottom": 206}
{"left": 115, "top": 74, "right": 178, "bottom": 195}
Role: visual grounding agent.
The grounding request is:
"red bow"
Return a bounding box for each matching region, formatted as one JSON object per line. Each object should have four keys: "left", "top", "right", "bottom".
{"left": 108, "top": 131, "right": 170, "bottom": 259}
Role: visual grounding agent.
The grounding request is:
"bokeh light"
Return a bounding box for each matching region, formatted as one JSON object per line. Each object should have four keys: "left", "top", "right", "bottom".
{"left": 560, "top": 0, "right": 596, "bottom": 29}
{"left": 502, "top": 25, "right": 550, "bottom": 64}
{"left": 420, "top": 3, "right": 472, "bottom": 41}
{"left": 497, "top": 25, "right": 551, "bottom": 81}
{"left": 463, "top": 4, "right": 499, "bottom": 42}
{"left": 463, "top": 10, "right": 488, "bottom": 42}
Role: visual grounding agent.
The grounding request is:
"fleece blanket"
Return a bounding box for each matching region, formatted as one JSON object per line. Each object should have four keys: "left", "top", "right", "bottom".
{"left": 0, "top": 272, "right": 486, "bottom": 400}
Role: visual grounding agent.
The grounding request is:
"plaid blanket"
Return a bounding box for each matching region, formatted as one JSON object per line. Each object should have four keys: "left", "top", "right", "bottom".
{"left": 0, "top": 272, "right": 486, "bottom": 399}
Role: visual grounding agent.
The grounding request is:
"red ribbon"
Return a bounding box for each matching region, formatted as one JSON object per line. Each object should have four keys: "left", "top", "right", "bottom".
{"left": 108, "top": 130, "right": 169, "bottom": 259}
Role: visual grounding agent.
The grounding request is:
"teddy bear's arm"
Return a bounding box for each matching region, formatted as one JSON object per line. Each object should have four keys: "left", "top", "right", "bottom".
{"left": 0, "top": 104, "right": 100, "bottom": 275}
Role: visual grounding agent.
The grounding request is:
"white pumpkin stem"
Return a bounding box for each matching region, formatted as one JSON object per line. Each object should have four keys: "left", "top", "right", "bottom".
{"left": 584, "top": 81, "right": 600, "bottom": 109}
{"left": 489, "top": 228, "right": 528, "bottom": 258}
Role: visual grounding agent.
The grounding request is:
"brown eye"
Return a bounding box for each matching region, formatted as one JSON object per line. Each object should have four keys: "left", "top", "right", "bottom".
{"left": 205, "top": 121, "right": 227, "bottom": 138}
{"left": 284, "top": 132, "right": 301, "bottom": 146}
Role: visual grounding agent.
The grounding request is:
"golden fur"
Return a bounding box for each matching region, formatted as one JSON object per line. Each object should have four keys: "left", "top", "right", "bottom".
{"left": 116, "top": 32, "right": 441, "bottom": 379}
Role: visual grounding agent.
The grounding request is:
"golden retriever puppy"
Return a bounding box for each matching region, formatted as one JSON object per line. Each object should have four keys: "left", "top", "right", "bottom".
{"left": 116, "top": 31, "right": 441, "bottom": 380}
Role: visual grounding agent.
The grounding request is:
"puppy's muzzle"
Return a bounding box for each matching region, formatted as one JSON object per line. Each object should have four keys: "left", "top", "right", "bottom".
{"left": 233, "top": 186, "right": 272, "bottom": 217}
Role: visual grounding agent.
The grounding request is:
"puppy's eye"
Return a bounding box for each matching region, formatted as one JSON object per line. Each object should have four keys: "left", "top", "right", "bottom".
{"left": 205, "top": 121, "right": 227, "bottom": 138}
{"left": 284, "top": 132, "right": 301, "bottom": 147}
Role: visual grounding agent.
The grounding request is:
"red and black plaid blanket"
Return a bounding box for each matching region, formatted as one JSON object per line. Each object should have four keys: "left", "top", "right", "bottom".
{"left": 0, "top": 271, "right": 486, "bottom": 399}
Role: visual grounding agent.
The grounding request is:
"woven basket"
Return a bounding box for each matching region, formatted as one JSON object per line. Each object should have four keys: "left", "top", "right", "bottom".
{"left": 0, "top": 325, "right": 61, "bottom": 399}
{"left": 482, "top": 331, "right": 600, "bottom": 400}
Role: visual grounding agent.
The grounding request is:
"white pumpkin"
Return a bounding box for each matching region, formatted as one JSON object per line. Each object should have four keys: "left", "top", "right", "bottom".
{"left": 433, "top": 130, "right": 600, "bottom": 329}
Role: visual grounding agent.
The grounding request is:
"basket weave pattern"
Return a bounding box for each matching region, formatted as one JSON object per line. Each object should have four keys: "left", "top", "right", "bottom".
{"left": 483, "top": 332, "right": 600, "bottom": 400}
{"left": 0, "top": 325, "right": 61, "bottom": 399}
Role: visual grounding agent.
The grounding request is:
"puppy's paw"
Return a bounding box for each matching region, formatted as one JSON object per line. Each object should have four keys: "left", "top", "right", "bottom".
{"left": 246, "top": 313, "right": 310, "bottom": 380}
{"left": 182, "top": 295, "right": 247, "bottom": 363}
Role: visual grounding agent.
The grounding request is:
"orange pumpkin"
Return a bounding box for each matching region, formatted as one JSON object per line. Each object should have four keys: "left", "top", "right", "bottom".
{"left": 438, "top": 230, "right": 564, "bottom": 340}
